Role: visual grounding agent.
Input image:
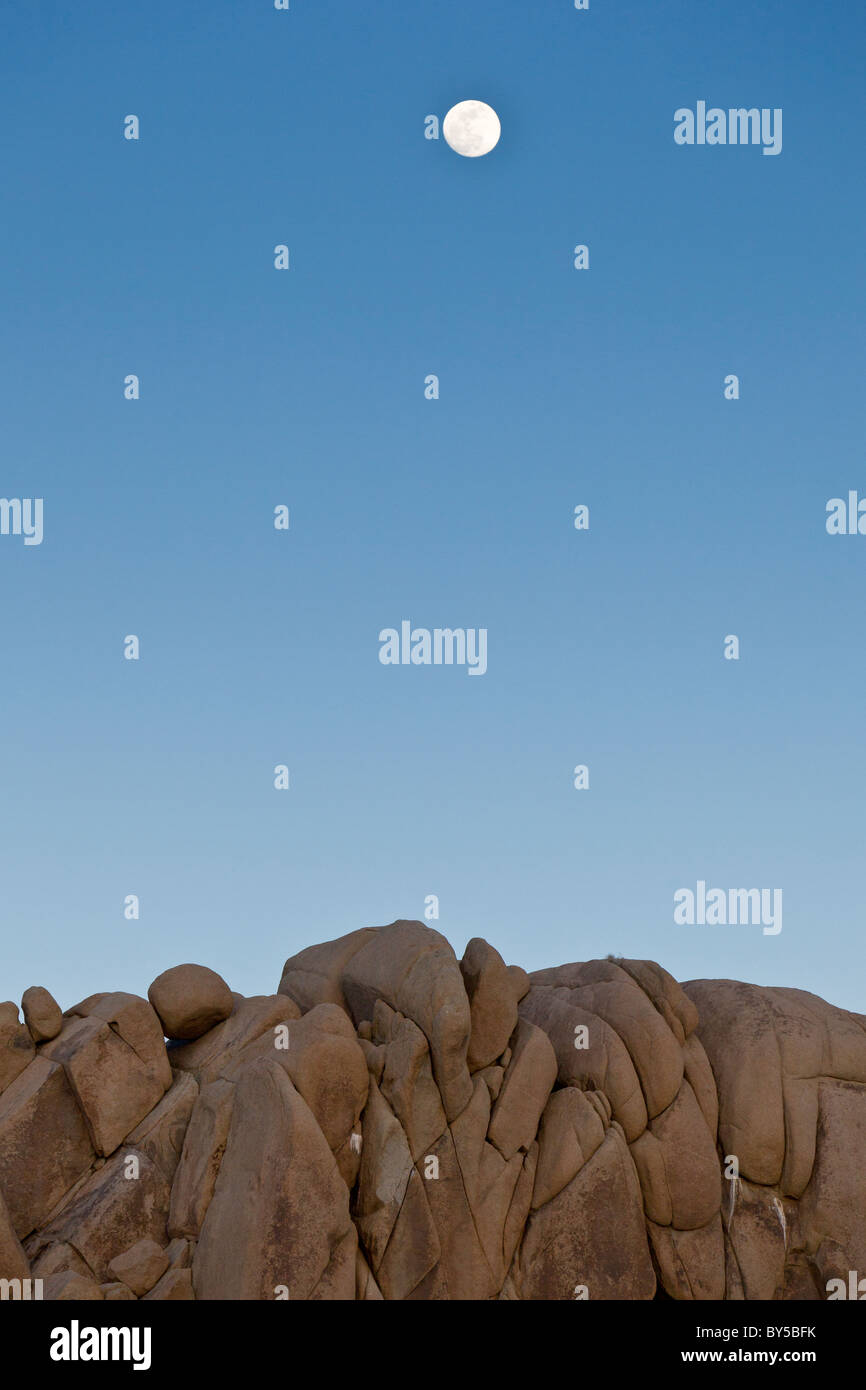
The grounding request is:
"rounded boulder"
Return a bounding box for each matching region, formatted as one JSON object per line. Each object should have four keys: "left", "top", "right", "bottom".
{"left": 148, "top": 964, "right": 233, "bottom": 1041}
{"left": 22, "top": 985, "right": 63, "bottom": 1043}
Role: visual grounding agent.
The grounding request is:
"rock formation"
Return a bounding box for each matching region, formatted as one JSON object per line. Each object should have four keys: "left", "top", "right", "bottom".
{"left": 1, "top": 922, "right": 864, "bottom": 1300}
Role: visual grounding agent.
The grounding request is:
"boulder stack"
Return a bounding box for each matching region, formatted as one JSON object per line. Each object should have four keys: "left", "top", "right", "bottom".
{"left": 0, "top": 922, "right": 862, "bottom": 1300}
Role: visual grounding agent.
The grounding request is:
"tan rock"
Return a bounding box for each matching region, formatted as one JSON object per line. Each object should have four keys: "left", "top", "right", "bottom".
{"left": 506, "top": 964, "right": 531, "bottom": 1003}
{"left": 798, "top": 1078, "right": 866, "bottom": 1269}
{"left": 21, "top": 987, "right": 63, "bottom": 1044}
{"left": 0, "top": 1056, "right": 94, "bottom": 1237}
{"left": 682, "top": 1032, "right": 718, "bottom": 1141}
{"left": 218, "top": 1003, "right": 369, "bottom": 1184}
{"left": 67, "top": 992, "right": 173, "bottom": 1091}
{"left": 144, "top": 1266, "right": 194, "bottom": 1300}
{"left": 7, "top": 929, "right": 866, "bottom": 1303}
{"left": 770, "top": 986, "right": 866, "bottom": 1082}
{"left": 410, "top": 1127, "right": 490, "bottom": 1298}
{"left": 533, "top": 1086, "right": 605, "bottom": 1209}
{"left": 278, "top": 926, "right": 379, "bottom": 1014}
{"left": 0, "top": 1186, "right": 29, "bottom": 1283}
{"left": 503, "top": 1143, "right": 537, "bottom": 1274}
{"left": 34, "top": 1148, "right": 170, "bottom": 1282}
{"left": 370, "top": 998, "right": 397, "bottom": 1045}
{"left": 448, "top": 1076, "right": 525, "bottom": 1289}
{"left": 520, "top": 985, "right": 648, "bottom": 1142}
{"left": 340, "top": 921, "right": 474, "bottom": 1122}
{"left": 380, "top": 1015, "right": 447, "bottom": 1160}
{"left": 487, "top": 1018, "right": 557, "bottom": 1160}
{"left": 565, "top": 978, "right": 684, "bottom": 1120}
{"left": 514, "top": 1124, "right": 655, "bottom": 1300}
{"left": 780, "top": 1076, "right": 819, "bottom": 1199}
{"left": 63, "top": 992, "right": 108, "bottom": 1018}
{"left": 647, "top": 1214, "right": 726, "bottom": 1300}
{"left": 168, "top": 1079, "right": 235, "bottom": 1239}
{"left": 684, "top": 980, "right": 785, "bottom": 1186}
{"left": 353, "top": 1079, "right": 418, "bottom": 1276}
{"left": 32, "top": 1242, "right": 93, "bottom": 1282}
{"left": 45, "top": 1270, "right": 104, "bottom": 1300}
{"left": 810, "top": 1235, "right": 850, "bottom": 1291}
{"left": 168, "top": 993, "right": 300, "bottom": 1083}
{"left": 148, "top": 964, "right": 234, "bottom": 1041}
{"left": 476, "top": 1064, "right": 504, "bottom": 1102}
{"left": 630, "top": 1128, "right": 673, "bottom": 1226}
{"left": 460, "top": 938, "right": 518, "bottom": 1072}
{"left": 309, "top": 1227, "right": 358, "bottom": 1300}
{"left": 355, "top": 1247, "right": 384, "bottom": 1300}
{"left": 0, "top": 1002, "right": 36, "bottom": 1093}
{"left": 107, "top": 1237, "right": 169, "bottom": 1296}
{"left": 357, "top": 1036, "right": 385, "bottom": 1082}
{"left": 780, "top": 1253, "right": 824, "bottom": 1301}
{"left": 404, "top": 1263, "right": 450, "bottom": 1300}
{"left": 614, "top": 958, "right": 699, "bottom": 1043}
{"left": 376, "top": 1165, "right": 442, "bottom": 1299}
{"left": 41, "top": 1010, "right": 171, "bottom": 1157}
{"left": 164, "top": 1237, "right": 190, "bottom": 1269}
{"left": 352, "top": 1080, "right": 445, "bottom": 1297}
{"left": 645, "top": 1080, "right": 721, "bottom": 1231}
{"left": 126, "top": 1070, "right": 198, "bottom": 1182}
{"left": 586, "top": 1088, "right": 612, "bottom": 1125}
{"left": 725, "top": 1178, "right": 789, "bottom": 1300}
{"left": 193, "top": 1059, "right": 355, "bottom": 1299}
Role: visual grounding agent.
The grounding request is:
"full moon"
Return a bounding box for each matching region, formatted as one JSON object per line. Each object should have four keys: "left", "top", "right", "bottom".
{"left": 443, "top": 100, "right": 501, "bottom": 158}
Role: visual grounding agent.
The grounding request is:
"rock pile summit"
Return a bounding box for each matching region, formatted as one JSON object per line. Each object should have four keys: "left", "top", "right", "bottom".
{"left": 1, "top": 921, "right": 864, "bottom": 1300}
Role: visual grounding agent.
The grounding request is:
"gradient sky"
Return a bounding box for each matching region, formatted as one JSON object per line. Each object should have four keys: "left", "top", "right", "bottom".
{"left": 1, "top": 0, "right": 864, "bottom": 1014}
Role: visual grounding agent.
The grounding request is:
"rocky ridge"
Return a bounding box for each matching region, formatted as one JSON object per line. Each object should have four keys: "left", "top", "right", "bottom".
{"left": 1, "top": 921, "right": 864, "bottom": 1300}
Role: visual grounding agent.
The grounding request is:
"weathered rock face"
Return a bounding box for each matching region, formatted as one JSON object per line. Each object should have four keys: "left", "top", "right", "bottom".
{"left": 0, "top": 928, "right": 864, "bottom": 1300}
{"left": 0, "top": 1003, "right": 35, "bottom": 1093}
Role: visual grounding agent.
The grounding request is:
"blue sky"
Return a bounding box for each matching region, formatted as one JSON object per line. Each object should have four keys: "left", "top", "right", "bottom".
{"left": 1, "top": 0, "right": 864, "bottom": 1013}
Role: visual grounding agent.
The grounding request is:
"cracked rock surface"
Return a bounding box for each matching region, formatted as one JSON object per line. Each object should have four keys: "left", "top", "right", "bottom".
{"left": 1, "top": 922, "right": 864, "bottom": 1300}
